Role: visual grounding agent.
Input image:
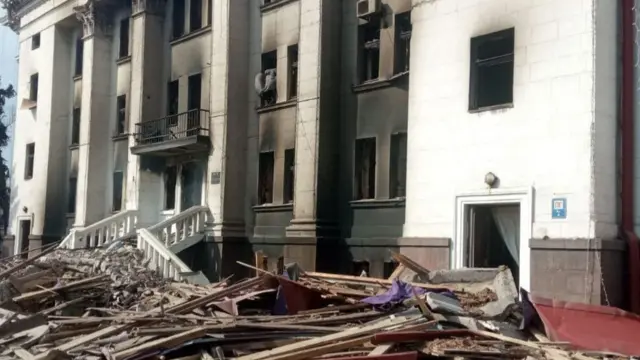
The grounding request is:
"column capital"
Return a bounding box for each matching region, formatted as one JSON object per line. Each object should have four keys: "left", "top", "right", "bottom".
{"left": 132, "top": 0, "right": 166, "bottom": 17}
{"left": 74, "top": 0, "right": 114, "bottom": 38}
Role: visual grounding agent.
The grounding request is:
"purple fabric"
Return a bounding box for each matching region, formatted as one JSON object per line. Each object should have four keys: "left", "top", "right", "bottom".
{"left": 361, "top": 279, "right": 457, "bottom": 309}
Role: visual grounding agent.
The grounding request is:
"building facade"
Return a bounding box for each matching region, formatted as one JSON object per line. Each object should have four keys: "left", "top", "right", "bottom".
{"left": 2, "top": 0, "right": 637, "bottom": 307}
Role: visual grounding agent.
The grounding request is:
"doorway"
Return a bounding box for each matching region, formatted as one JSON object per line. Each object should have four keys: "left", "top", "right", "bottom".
{"left": 466, "top": 204, "right": 520, "bottom": 287}
{"left": 18, "top": 220, "right": 31, "bottom": 259}
{"left": 181, "top": 161, "right": 204, "bottom": 211}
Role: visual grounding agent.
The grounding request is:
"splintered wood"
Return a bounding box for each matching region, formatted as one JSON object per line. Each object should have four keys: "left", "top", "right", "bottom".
{"left": 0, "top": 247, "right": 615, "bottom": 359}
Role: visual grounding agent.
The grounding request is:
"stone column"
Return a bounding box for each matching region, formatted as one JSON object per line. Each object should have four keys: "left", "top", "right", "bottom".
{"left": 284, "top": 0, "right": 342, "bottom": 271}
{"left": 125, "top": 0, "right": 166, "bottom": 227}
{"left": 74, "top": 2, "right": 113, "bottom": 227}
{"left": 206, "top": 0, "right": 253, "bottom": 279}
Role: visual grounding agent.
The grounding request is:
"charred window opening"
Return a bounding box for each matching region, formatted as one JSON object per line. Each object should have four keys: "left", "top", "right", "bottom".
{"left": 469, "top": 28, "right": 515, "bottom": 111}
{"left": 31, "top": 33, "right": 40, "bottom": 50}
{"left": 112, "top": 171, "right": 124, "bottom": 212}
{"left": 259, "top": 51, "right": 277, "bottom": 107}
{"left": 207, "top": 0, "right": 212, "bottom": 26}
{"left": 190, "top": 0, "right": 202, "bottom": 31}
{"left": 352, "top": 261, "right": 370, "bottom": 277}
{"left": 172, "top": 0, "right": 186, "bottom": 39}
{"left": 395, "top": 12, "right": 411, "bottom": 73}
{"left": 164, "top": 166, "right": 178, "bottom": 210}
{"left": 355, "top": 137, "right": 376, "bottom": 200}
{"left": 383, "top": 260, "right": 400, "bottom": 279}
{"left": 283, "top": 148, "right": 295, "bottom": 203}
{"left": 258, "top": 151, "right": 274, "bottom": 204}
{"left": 25, "top": 143, "right": 35, "bottom": 180}
{"left": 167, "top": 80, "right": 179, "bottom": 127}
{"left": 287, "top": 44, "right": 298, "bottom": 100}
{"left": 71, "top": 108, "right": 81, "bottom": 145}
{"left": 119, "top": 18, "right": 130, "bottom": 58}
{"left": 116, "top": 95, "right": 126, "bottom": 135}
{"left": 389, "top": 133, "right": 407, "bottom": 198}
{"left": 188, "top": 73, "right": 202, "bottom": 110}
{"left": 75, "top": 37, "right": 84, "bottom": 77}
{"left": 29, "top": 73, "right": 38, "bottom": 102}
{"left": 359, "top": 20, "right": 380, "bottom": 82}
{"left": 67, "top": 177, "right": 77, "bottom": 214}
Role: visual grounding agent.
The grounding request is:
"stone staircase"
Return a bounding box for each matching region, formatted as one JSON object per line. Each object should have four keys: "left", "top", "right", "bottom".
{"left": 58, "top": 206, "right": 211, "bottom": 284}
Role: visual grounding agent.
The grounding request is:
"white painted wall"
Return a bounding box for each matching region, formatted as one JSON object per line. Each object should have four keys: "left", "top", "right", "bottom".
{"left": 404, "top": 0, "right": 618, "bottom": 241}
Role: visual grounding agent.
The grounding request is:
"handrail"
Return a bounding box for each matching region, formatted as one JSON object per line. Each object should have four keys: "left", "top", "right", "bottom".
{"left": 134, "top": 109, "right": 210, "bottom": 146}
{"left": 57, "top": 230, "right": 75, "bottom": 249}
{"left": 77, "top": 210, "right": 138, "bottom": 235}
{"left": 147, "top": 206, "right": 209, "bottom": 232}
{"left": 137, "top": 228, "right": 192, "bottom": 280}
{"left": 64, "top": 210, "right": 138, "bottom": 249}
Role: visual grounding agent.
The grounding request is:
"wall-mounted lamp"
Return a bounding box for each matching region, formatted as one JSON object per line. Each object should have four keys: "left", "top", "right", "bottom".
{"left": 484, "top": 172, "right": 498, "bottom": 188}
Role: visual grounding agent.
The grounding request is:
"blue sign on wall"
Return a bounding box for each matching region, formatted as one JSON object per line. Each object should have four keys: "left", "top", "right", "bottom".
{"left": 551, "top": 198, "right": 567, "bottom": 219}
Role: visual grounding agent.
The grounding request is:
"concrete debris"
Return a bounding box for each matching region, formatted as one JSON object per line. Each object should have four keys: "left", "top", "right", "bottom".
{"left": 0, "top": 246, "right": 629, "bottom": 359}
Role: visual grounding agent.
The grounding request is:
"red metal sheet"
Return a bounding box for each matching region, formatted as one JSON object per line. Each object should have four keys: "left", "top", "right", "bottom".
{"left": 372, "top": 329, "right": 472, "bottom": 345}
{"left": 529, "top": 294, "right": 640, "bottom": 356}
{"left": 320, "top": 351, "right": 418, "bottom": 360}
{"left": 277, "top": 277, "right": 324, "bottom": 314}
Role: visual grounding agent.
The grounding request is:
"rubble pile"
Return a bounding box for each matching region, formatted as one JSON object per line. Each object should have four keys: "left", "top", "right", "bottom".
{"left": 0, "top": 245, "right": 633, "bottom": 359}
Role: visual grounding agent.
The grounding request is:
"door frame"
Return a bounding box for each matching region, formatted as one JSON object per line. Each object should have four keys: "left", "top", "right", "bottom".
{"left": 454, "top": 187, "right": 533, "bottom": 291}
{"left": 14, "top": 215, "right": 33, "bottom": 256}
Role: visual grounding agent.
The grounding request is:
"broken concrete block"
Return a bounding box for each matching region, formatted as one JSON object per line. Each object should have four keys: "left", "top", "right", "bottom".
{"left": 426, "top": 292, "right": 464, "bottom": 315}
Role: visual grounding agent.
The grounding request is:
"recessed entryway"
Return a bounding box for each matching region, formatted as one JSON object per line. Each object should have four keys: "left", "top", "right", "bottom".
{"left": 454, "top": 188, "right": 533, "bottom": 291}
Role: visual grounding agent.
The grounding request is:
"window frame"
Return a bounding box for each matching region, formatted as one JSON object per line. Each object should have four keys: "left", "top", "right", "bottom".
{"left": 389, "top": 132, "right": 407, "bottom": 198}
{"left": 31, "top": 33, "right": 40, "bottom": 50}
{"left": 354, "top": 137, "right": 377, "bottom": 200}
{"left": 71, "top": 108, "right": 81, "bottom": 145}
{"left": 394, "top": 12, "right": 411, "bottom": 74}
{"left": 287, "top": 44, "right": 298, "bottom": 100}
{"left": 24, "top": 143, "right": 35, "bottom": 180}
{"left": 283, "top": 148, "right": 295, "bottom": 203}
{"left": 358, "top": 19, "right": 381, "bottom": 83}
{"left": 258, "top": 151, "right": 275, "bottom": 205}
{"left": 116, "top": 95, "right": 127, "bottom": 135}
{"left": 67, "top": 177, "right": 78, "bottom": 214}
{"left": 112, "top": 171, "right": 124, "bottom": 212}
{"left": 119, "top": 18, "right": 130, "bottom": 59}
{"left": 29, "top": 73, "right": 39, "bottom": 102}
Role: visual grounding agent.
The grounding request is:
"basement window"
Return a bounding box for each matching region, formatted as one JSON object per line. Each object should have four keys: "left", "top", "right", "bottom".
{"left": 260, "top": 50, "right": 277, "bottom": 107}
{"left": 172, "top": 0, "right": 186, "bottom": 39}
{"left": 469, "top": 28, "right": 515, "bottom": 111}
{"left": 354, "top": 137, "right": 376, "bottom": 200}
{"left": 119, "top": 18, "right": 130, "bottom": 59}
{"left": 31, "top": 33, "right": 40, "bottom": 50}
{"left": 71, "top": 108, "right": 81, "bottom": 145}
{"left": 116, "top": 95, "right": 126, "bottom": 135}
{"left": 25, "top": 143, "right": 35, "bottom": 180}
{"left": 112, "top": 171, "right": 124, "bottom": 212}
{"left": 190, "top": 0, "right": 203, "bottom": 31}
{"left": 359, "top": 20, "right": 380, "bottom": 82}
{"left": 287, "top": 44, "right": 298, "bottom": 100}
{"left": 389, "top": 133, "right": 407, "bottom": 198}
{"left": 258, "top": 151, "right": 274, "bottom": 205}
{"left": 394, "top": 12, "right": 411, "bottom": 73}
{"left": 67, "top": 177, "right": 77, "bottom": 214}
{"left": 29, "top": 73, "right": 39, "bottom": 102}
{"left": 164, "top": 166, "right": 177, "bottom": 210}
{"left": 75, "top": 37, "right": 84, "bottom": 77}
{"left": 352, "top": 261, "right": 370, "bottom": 277}
{"left": 283, "top": 148, "right": 295, "bottom": 203}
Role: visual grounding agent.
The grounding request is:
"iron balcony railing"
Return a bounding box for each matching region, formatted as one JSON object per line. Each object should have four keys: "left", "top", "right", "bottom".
{"left": 134, "top": 109, "right": 210, "bottom": 146}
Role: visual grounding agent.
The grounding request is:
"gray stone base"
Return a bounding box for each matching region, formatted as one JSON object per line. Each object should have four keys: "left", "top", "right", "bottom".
{"left": 1, "top": 235, "right": 14, "bottom": 258}
{"left": 203, "top": 236, "right": 254, "bottom": 281}
{"left": 529, "top": 238, "right": 626, "bottom": 307}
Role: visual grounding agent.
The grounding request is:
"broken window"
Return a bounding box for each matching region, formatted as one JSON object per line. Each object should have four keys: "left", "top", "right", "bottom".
{"left": 112, "top": 171, "right": 124, "bottom": 212}
{"left": 67, "top": 177, "right": 77, "bottom": 213}
{"left": 188, "top": 73, "right": 202, "bottom": 110}
{"left": 71, "top": 108, "right": 80, "bottom": 145}
{"left": 469, "top": 28, "right": 515, "bottom": 111}
{"left": 164, "top": 166, "right": 177, "bottom": 210}
{"left": 359, "top": 20, "right": 380, "bottom": 82}
{"left": 29, "top": 74, "right": 38, "bottom": 102}
{"left": 190, "top": 0, "right": 202, "bottom": 31}
{"left": 389, "top": 133, "right": 407, "bottom": 198}
{"left": 354, "top": 137, "right": 376, "bottom": 200}
{"left": 394, "top": 12, "right": 411, "bottom": 73}
{"left": 172, "top": 0, "right": 186, "bottom": 39}
{"left": 283, "top": 148, "right": 295, "bottom": 203}
{"left": 258, "top": 151, "right": 274, "bottom": 204}
{"left": 31, "top": 33, "right": 40, "bottom": 50}
{"left": 75, "top": 37, "right": 84, "bottom": 77}
{"left": 287, "top": 44, "right": 298, "bottom": 100}
{"left": 119, "top": 18, "right": 130, "bottom": 58}
{"left": 25, "top": 143, "right": 35, "bottom": 180}
{"left": 260, "top": 50, "right": 277, "bottom": 106}
{"left": 116, "top": 95, "right": 126, "bottom": 135}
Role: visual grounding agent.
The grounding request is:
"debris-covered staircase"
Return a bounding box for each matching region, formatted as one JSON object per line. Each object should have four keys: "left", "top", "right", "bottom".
{"left": 58, "top": 206, "right": 211, "bottom": 284}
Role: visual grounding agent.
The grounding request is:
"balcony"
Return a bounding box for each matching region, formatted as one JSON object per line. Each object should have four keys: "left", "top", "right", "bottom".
{"left": 131, "top": 109, "right": 211, "bottom": 156}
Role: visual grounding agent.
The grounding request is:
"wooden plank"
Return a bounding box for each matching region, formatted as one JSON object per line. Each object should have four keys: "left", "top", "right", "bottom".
{"left": 13, "top": 275, "right": 109, "bottom": 303}
{"left": 368, "top": 344, "right": 394, "bottom": 356}
{"left": 269, "top": 335, "right": 372, "bottom": 360}
{"left": 387, "top": 264, "right": 406, "bottom": 280}
{"left": 0, "top": 246, "right": 57, "bottom": 280}
{"left": 303, "top": 272, "right": 452, "bottom": 291}
{"left": 112, "top": 327, "right": 206, "bottom": 360}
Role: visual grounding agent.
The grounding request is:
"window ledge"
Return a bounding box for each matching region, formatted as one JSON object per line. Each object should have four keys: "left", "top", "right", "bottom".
{"left": 352, "top": 72, "right": 409, "bottom": 94}
{"left": 349, "top": 198, "right": 406, "bottom": 209}
{"left": 256, "top": 98, "right": 297, "bottom": 114}
{"left": 112, "top": 133, "right": 128, "bottom": 141}
{"left": 73, "top": 74, "right": 82, "bottom": 82}
{"left": 253, "top": 203, "right": 293, "bottom": 213}
{"left": 468, "top": 103, "right": 514, "bottom": 114}
{"left": 170, "top": 26, "right": 212, "bottom": 46}
{"left": 116, "top": 55, "right": 131, "bottom": 65}
{"left": 260, "top": 0, "right": 298, "bottom": 13}
{"left": 69, "top": 144, "right": 79, "bottom": 150}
